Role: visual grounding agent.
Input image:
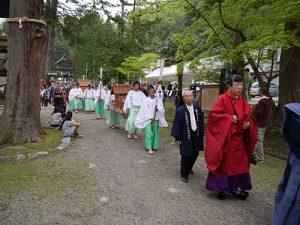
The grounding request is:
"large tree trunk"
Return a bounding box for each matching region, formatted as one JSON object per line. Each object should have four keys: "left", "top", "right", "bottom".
{"left": 276, "top": 21, "right": 300, "bottom": 124}
{"left": 0, "top": 0, "right": 45, "bottom": 144}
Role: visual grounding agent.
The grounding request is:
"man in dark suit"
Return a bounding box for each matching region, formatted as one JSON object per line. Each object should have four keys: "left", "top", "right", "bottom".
{"left": 171, "top": 90, "right": 205, "bottom": 183}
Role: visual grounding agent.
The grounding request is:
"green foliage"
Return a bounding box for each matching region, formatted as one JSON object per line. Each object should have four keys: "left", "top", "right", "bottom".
{"left": 59, "top": 11, "right": 123, "bottom": 81}
{"left": 116, "top": 53, "right": 159, "bottom": 81}
{"left": 0, "top": 21, "right": 8, "bottom": 35}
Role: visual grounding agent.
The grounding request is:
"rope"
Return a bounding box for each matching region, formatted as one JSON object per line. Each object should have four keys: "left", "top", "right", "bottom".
{"left": 6, "top": 17, "right": 47, "bottom": 26}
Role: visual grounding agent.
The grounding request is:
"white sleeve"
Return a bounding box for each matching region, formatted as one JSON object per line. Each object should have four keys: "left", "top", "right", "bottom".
{"left": 123, "top": 91, "right": 133, "bottom": 112}
{"left": 83, "top": 89, "right": 87, "bottom": 98}
{"left": 135, "top": 99, "right": 151, "bottom": 128}
{"left": 104, "top": 92, "right": 110, "bottom": 109}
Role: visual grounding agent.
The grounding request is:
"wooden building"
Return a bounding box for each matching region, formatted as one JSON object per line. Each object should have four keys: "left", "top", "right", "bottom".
{"left": 55, "top": 56, "right": 74, "bottom": 81}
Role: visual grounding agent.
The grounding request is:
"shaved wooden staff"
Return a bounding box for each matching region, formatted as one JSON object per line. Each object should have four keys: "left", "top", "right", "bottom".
{"left": 152, "top": 104, "right": 158, "bottom": 133}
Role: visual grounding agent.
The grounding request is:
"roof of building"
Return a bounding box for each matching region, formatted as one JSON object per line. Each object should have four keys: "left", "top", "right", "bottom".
{"left": 55, "top": 56, "right": 74, "bottom": 72}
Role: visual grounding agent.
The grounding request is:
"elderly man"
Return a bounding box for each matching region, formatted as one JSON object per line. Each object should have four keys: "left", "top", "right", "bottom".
{"left": 171, "top": 90, "right": 205, "bottom": 183}
{"left": 205, "top": 74, "right": 258, "bottom": 200}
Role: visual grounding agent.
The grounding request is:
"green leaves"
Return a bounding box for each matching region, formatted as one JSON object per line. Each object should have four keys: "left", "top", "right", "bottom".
{"left": 116, "top": 53, "right": 159, "bottom": 81}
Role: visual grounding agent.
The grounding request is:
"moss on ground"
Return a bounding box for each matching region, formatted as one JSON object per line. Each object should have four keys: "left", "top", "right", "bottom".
{"left": 0, "top": 128, "right": 63, "bottom": 158}
{"left": 0, "top": 153, "right": 89, "bottom": 199}
{"left": 251, "top": 155, "right": 285, "bottom": 192}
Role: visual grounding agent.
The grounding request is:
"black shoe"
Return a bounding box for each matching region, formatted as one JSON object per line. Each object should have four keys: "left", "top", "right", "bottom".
{"left": 181, "top": 177, "right": 188, "bottom": 183}
{"left": 189, "top": 170, "right": 194, "bottom": 175}
{"left": 231, "top": 190, "right": 249, "bottom": 200}
{"left": 217, "top": 192, "right": 226, "bottom": 200}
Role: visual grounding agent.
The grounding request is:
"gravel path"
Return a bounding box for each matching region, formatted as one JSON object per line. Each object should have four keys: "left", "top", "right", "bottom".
{"left": 1, "top": 108, "right": 275, "bottom": 225}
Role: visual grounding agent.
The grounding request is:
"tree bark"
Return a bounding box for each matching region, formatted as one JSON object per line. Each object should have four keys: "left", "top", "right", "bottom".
{"left": 0, "top": 0, "right": 45, "bottom": 144}
{"left": 42, "top": 0, "right": 58, "bottom": 78}
{"left": 177, "top": 61, "right": 184, "bottom": 91}
{"left": 277, "top": 21, "right": 300, "bottom": 123}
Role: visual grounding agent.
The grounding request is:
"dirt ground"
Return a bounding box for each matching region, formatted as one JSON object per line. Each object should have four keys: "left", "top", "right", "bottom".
{"left": 0, "top": 107, "right": 280, "bottom": 225}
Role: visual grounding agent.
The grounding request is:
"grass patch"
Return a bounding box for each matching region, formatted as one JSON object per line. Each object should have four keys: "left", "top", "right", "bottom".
{"left": 0, "top": 127, "right": 63, "bottom": 157}
{"left": 160, "top": 101, "right": 176, "bottom": 144}
{"left": 251, "top": 155, "right": 285, "bottom": 192}
{"left": 0, "top": 154, "right": 89, "bottom": 198}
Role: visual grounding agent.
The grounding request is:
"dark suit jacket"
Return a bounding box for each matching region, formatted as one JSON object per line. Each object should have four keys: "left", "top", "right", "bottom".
{"left": 171, "top": 104, "right": 205, "bottom": 156}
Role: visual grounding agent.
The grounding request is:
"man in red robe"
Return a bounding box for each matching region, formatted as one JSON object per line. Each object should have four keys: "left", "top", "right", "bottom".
{"left": 205, "top": 74, "right": 258, "bottom": 200}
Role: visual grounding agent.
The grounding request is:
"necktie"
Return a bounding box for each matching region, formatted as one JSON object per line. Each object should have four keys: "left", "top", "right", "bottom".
{"left": 189, "top": 107, "right": 197, "bottom": 131}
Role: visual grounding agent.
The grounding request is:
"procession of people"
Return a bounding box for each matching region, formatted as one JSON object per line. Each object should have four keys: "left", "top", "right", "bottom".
{"left": 41, "top": 75, "right": 300, "bottom": 224}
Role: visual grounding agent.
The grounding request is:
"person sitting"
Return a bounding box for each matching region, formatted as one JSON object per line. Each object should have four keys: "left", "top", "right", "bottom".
{"left": 49, "top": 106, "right": 62, "bottom": 127}
{"left": 62, "top": 112, "right": 83, "bottom": 138}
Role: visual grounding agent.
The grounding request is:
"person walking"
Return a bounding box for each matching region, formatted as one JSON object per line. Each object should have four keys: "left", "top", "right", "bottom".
{"left": 123, "top": 81, "right": 146, "bottom": 139}
{"left": 135, "top": 87, "right": 168, "bottom": 155}
{"left": 171, "top": 90, "right": 205, "bottom": 183}
{"left": 253, "top": 87, "right": 271, "bottom": 162}
{"left": 205, "top": 74, "right": 258, "bottom": 200}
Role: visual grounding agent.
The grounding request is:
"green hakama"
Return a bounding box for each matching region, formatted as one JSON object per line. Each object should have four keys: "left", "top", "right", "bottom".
{"left": 125, "top": 106, "right": 141, "bottom": 134}
{"left": 96, "top": 100, "right": 106, "bottom": 116}
{"left": 85, "top": 98, "right": 95, "bottom": 112}
{"left": 74, "top": 98, "right": 80, "bottom": 110}
{"left": 144, "top": 120, "right": 160, "bottom": 150}
{"left": 106, "top": 110, "right": 121, "bottom": 127}
{"left": 69, "top": 100, "right": 75, "bottom": 111}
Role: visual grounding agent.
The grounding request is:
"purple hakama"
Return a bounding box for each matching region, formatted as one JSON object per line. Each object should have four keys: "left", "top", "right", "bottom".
{"left": 205, "top": 172, "right": 252, "bottom": 193}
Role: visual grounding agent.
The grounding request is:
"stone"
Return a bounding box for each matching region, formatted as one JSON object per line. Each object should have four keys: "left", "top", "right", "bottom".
{"left": 57, "top": 142, "right": 69, "bottom": 151}
{"left": 89, "top": 163, "right": 97, "bottom": 168}
{"left": 60, "top": 137, "right": 71, "bottom": 144}
{"left": 27, "top": 153, "right": 39, "bottom": 159}
{"left": 57, "top": 138, "right": 71, "bottom": 151}
{"left": 16, "top": 154, "right": 26, "bottom": 160}
{"left": 99, "top": 197, "right": 109, "bottom": 203}
{"left": 0, "top": 156, "right": 12, "bottom": 162}
{"left": 37, "top": 151, "right": 49, "bottom": 156}
{"left": 138, "top": 160, "right": 146, "bottom": 164}
{"left": 168, "top": 187, "right": 179, "bottom": 194}
{"left": 57, "top": 146, "right": 64, "bottom": 151}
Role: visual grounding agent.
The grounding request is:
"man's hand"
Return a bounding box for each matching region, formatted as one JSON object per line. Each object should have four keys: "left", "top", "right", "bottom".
{"left": 243, "top": 121, "right": 250, "bottom": 129}
{"left": 176, "top": 140, "right": 182, "bottom": 147}
{"left": 232, "top": 115, "right": 238, "bottom": 124}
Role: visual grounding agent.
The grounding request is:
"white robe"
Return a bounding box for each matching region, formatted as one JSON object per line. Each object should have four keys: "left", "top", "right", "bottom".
{"left": 83, "top": 88, "right": 95, "bottom": 99}
{"left": 73, "top": 88, "right": 83, "bottom": 99}
{"left": 104, "top": 90, "right": 116, "bottom": 110}
{"left": 135, "top": 97, "right": 168, "bottom": 129}
{"left": 68, "top": 88, "right": 75, "bottom": 102}
{"left": 123, "top": 90, "right": 146, "bottom": 112}
{"left": 94, "top": 87, "right": 106, "bottom": 104}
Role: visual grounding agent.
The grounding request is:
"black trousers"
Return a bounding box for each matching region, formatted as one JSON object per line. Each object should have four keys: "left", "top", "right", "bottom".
{"left": 181, "top": 151, "right": 199, "bottom": 178}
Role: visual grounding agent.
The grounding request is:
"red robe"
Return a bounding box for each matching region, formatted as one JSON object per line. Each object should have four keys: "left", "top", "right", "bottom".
{"left": 205, "top": 91, "right": 258, "bottom": 179}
